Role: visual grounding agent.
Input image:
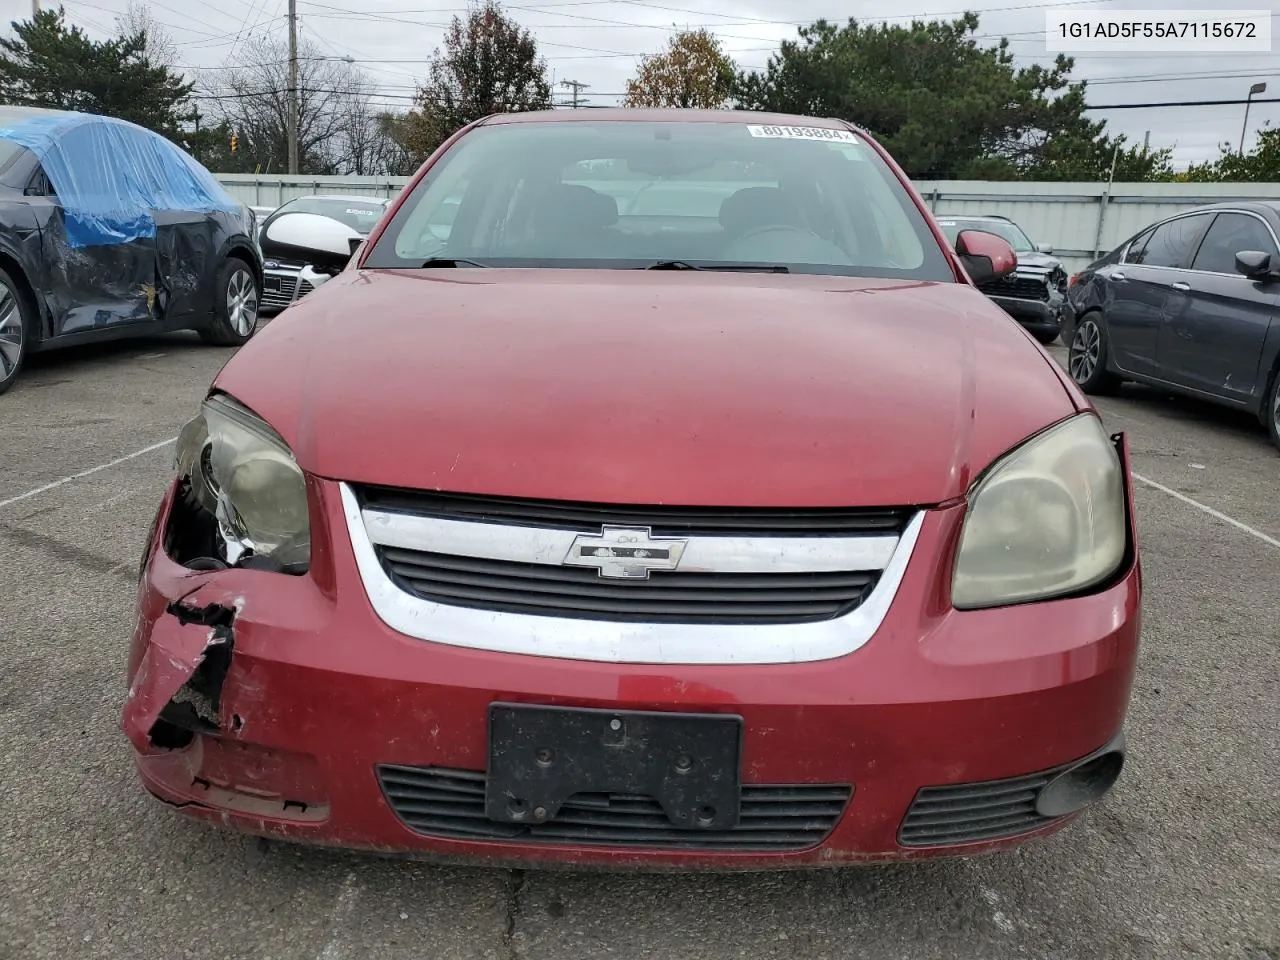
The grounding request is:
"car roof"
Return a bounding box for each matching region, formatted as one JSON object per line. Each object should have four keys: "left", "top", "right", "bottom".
{"left": 284, "top": 194, "right": 388, "bottom": 205}
{"left": 484, "top": 108, "right": 861, "bottom": 133}
{"left": 1179, "top": 200, "right": 1280, "bottom": 217}
{"left": 0, "top": 104, "right": 76, "bottom": 127}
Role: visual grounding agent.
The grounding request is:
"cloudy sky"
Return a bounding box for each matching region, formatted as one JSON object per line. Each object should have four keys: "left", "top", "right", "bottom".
{"left": 3, "top": 0, "right": 1277, "bottom": 168}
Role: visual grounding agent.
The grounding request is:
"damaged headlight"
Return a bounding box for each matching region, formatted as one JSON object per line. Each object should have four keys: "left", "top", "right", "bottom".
{"left": 951, "top": 414, "right": 1126, "bottom": 609}
{"left": 175, "top": 394, "right": 310, "bottom": 572}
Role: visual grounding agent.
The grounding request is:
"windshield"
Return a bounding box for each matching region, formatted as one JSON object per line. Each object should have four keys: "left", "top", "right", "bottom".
{"left": 275, "top": 197, "right": 387, "bottom": 233}
{"left": 937, "top": 218, "right": 1035, "bottom": 254}
{"left": 363, "top": 120, "right": 954, "bottom": 281}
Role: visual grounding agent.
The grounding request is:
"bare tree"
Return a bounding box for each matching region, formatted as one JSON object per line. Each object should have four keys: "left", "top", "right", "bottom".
{"left": 113, "top": 1, "right": 177, "bottom": 69}
{"left": 331, "top": 90, "right": 414, "bottom": 176}
{"left": 200, "top": 36, "right": 397, "bottom": 175}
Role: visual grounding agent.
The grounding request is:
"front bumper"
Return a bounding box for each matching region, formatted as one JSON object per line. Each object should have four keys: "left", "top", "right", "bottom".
{"left": 987, "top": 294, "right": 1064, "bottom": 337}
{"left": 122, "top": 467, "right": 1142, "bottom": 870}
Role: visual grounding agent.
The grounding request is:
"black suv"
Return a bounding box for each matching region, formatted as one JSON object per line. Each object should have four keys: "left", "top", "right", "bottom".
{"left": 938, "top": 214, "right": 1068, "bottom": 344}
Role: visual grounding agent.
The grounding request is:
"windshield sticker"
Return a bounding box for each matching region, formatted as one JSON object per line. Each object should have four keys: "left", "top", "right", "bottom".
{"left": 746, "top": 124, "right": 859, "bottom": 143}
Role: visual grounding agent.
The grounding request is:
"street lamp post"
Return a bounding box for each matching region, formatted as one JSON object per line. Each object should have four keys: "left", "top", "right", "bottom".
{"left": 1239, "top": 82, "right": 1267, "bottom": 155}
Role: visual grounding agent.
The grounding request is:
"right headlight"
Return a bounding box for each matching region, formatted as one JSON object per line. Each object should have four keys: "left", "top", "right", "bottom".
{"left": 951, "top": 413, "right": 1127, "bottom": 609}
{"left": 174, "top": 394, "right": 310, "bottom": 572}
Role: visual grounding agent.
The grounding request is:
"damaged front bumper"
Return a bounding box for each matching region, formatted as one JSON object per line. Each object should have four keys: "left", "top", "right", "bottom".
{"left": 122, "top": 475, "right": 1141, "bottom": 869}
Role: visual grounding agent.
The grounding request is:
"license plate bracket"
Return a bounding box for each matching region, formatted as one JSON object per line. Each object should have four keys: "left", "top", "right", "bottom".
{"left": 486, "top": 703, "right": 743, "bottom": 830}
{"left": 264, "top": 275, "right": 281, "bottom": 291}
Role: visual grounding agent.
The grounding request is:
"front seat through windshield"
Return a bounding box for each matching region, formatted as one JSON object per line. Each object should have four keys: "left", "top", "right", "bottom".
{"left": 362, "top": 120, "right": 955, "bottom": 282}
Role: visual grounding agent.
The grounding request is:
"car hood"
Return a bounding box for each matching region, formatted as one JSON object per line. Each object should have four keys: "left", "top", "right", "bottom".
{"left": 213, "top": 269, "right": 1079, "bottom": 507}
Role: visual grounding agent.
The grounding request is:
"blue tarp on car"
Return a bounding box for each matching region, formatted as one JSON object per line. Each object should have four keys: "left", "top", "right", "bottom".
{"left": 0, "top": 110, "right": 239, "bottom": 248}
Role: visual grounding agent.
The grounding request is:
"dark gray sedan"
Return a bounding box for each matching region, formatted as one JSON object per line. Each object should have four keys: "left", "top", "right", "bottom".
{"left": 0, "top": 106, "right": 262, "bottom": 395}
{"left": 1065, "top": 201, "right": 1280, "bottom": 452}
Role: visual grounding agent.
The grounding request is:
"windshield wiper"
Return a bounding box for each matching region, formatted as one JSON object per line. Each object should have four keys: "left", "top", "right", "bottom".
{"left": 420, "top": 257, "right": 489, "bottom": 268}
{"left": 643, "top": 260, "right": 789, "bottom": 273}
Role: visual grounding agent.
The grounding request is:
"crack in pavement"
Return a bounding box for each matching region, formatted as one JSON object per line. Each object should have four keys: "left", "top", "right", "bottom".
{"left": 501, "top": 869, "right": 527, "bottom": 960}
{"left": 0, "top": 520, "right": 137, "bottom": 584}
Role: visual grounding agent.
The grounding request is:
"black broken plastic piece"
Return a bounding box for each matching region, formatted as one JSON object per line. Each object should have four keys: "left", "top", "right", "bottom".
{"left": 165, "top": 600, "right": 235, "bottom": 629}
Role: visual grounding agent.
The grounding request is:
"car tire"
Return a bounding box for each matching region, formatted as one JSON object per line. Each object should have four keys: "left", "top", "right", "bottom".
{"left": 1265, "top": 368, "right": 1280, "bottom": 454}
{"left": 200, "top": 257, "right": 260, "bottom": 347}
{"left": 1032, "top": 329, "right": 1060, "bottom": 346}
{"left": 0, "top": 266, "right": 35, "bottom": 396}
{"left": 1067, "top": 312, "right": 1123, "bottom": 395}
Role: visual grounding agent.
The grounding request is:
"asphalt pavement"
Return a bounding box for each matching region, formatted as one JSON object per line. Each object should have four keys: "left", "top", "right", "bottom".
{"left": 0, "top": 332, "right": 1276, "bottom": 960}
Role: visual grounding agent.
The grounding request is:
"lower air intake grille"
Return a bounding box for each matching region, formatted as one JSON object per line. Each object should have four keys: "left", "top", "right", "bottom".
{"left": 377, "top": 548, "right": 880, "bottom": 624}
{"left": 899, "top": 770, "right": 1061, "bottom": 847}
{"left": 378, "top": 765, "right": 852, "bottom": 852}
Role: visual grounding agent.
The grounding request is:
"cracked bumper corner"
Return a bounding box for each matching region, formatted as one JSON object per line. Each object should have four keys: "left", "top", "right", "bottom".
{"left": 121, "top": 602, "right": 233, "bottom": 756}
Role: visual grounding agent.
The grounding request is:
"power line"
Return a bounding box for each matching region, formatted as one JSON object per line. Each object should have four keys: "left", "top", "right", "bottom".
{"left": 191, "top": 86, "right": 1280, "bottom": 115}
{"left": 1085, "top": 96, "right": 1280, "bottom": 110}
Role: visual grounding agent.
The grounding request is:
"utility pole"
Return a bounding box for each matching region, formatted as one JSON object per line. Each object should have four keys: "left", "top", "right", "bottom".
{"left": 32, "top": 0, "right": 39, "bottom": 16}
{"left": 286, "top": 0, "right": 300, "bottom": 174}
{"left": 560, "top": 79, "right": 589, "bottom": 109}
{"left": 1142, "top": 130, "right": 1150, "bottom": 152}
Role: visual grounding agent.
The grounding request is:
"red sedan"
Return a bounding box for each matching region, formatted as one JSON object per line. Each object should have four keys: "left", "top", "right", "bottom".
{"left": 122, "top": 110, "right": 1140, "bottom": 869}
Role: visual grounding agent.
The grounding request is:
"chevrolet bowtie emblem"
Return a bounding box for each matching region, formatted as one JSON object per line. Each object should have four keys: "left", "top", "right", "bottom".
{"left": 563, "top": 526, "right": 689, "bottom": 579}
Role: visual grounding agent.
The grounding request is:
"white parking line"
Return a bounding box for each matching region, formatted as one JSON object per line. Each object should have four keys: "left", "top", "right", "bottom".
{"left": 1133, "top": 472, "right": 1280, "bottom": 549}
{"left": 0, "top": 437, "right": 177, "bottom": 512}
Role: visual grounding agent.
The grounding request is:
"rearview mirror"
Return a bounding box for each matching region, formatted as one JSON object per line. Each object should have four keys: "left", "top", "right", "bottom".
{"left": 262, "top": 212, "right": 362, "bottom": 272}
{"left": 1235, "top": 250, "right": 1277, "bottom": 281}
{"left": 955, "top": 230, "right": 1017, "bottom": 285}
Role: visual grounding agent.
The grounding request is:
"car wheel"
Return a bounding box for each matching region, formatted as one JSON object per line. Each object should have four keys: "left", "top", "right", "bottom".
{"left": 0, "top": 267, "right": 34, "bottom": 396}
{"left": 1032, "top": 329, "right": 1060, "bottom": 345}
{"left": 200, "top": 258, "right": 260, "bottom": 347}
{"left": 1067, "top": 312, "right": 1122, "bottom": 395}
{"left": 1265, "top": 369, "right": 1280, "bottom": 454}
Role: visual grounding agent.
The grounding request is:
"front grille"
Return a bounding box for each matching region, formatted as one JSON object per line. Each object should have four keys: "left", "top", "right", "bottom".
{"left": 378, "top": 765, "right": 852, "bottom": 852}
{"left": 262, "top": 273, "right": 299, "bottom": 309}
{"left": 899, "top": 769, "right": 1062, "bottom": 847}
{"left": 357, "top": 485, "right": 911, "bottom": 537}
{"left": 979, "top": 274, "right": 1052, "bottom": 302}
{"left": 378, "top": 546, "right": 880, "bottom": 623}
{"left": 298, "top": 278, "right": 316, "bottom": 298}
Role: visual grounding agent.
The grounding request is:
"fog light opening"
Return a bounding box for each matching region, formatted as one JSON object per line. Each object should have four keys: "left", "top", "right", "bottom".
{"left": 1035, "top": 749, "right": 1125, "bottom": 818}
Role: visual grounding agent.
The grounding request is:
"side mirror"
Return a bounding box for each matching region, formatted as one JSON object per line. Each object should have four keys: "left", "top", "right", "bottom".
{"left": 955, "top": 229, "right": 1017, "bottom": 285}
{"left": 1235, "top": 250, "right": 1277, "bottom": 281}
{"left": 1036, "top": 242, "right": 1054, "bottom": 255}
{"left": 262, "top": 212, "right": 362, "bottom": 272}
{"left": 348, "top": 236, "right": 363, "bottom": 256}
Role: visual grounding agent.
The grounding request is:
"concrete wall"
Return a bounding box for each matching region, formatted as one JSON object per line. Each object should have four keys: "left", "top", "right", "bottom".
{"left": 220, "top": 174, "right": 1280, "bottom": 274}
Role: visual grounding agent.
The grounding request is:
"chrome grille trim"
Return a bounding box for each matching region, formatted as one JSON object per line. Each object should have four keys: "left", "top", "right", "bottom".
{"left": 361, "top": 508, "right": 901, "bottom": 573}
{"left": 339, "top": 483, "right": 925, "bottom": 665}
{"left": 261, "top": 268, "right": 300, "bottom": 309}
